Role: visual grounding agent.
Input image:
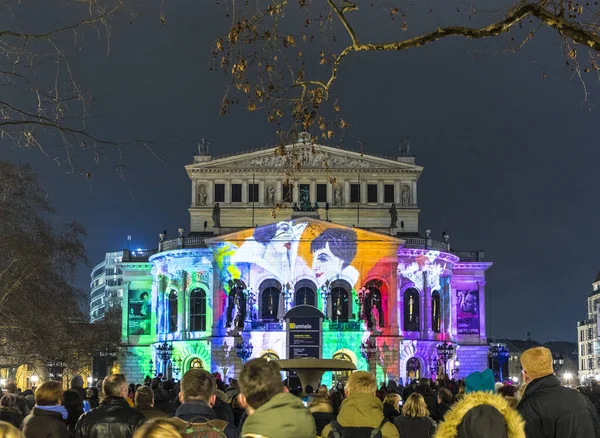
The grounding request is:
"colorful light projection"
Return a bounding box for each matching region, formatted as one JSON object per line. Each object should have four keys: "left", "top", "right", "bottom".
{"left": 399, "top": 250, "right": 447, "bottom": 292}
{"left": 456, "top": 290, "right": 480, "bottom": 335}
{"left": 128, "top": 289, "right": 152, "bottom": 336}
{"left": 211, "top": 219, "right": 398, "bottom": 327}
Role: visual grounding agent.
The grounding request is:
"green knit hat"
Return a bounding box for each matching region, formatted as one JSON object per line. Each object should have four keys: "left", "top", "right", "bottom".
{"left": 465, "top": 369, "right": 496, "bottom": 393}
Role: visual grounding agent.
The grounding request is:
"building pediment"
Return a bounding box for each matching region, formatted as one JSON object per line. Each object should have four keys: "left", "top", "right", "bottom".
{"left": 186, "top": 142, "right": 423, "bottom": 175}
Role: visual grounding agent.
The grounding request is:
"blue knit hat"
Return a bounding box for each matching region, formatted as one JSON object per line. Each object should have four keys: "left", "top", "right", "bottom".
{"left": 465, "top": 369, "right": 496, "bottom": 393}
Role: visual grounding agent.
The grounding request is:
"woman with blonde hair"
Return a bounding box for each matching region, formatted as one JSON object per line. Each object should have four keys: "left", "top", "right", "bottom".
{"left": 0, "top": 421, "right": 24, "bottom": 438}
{"left": 394, "top": 393, "right": 436, "bottom": 438}
{"left": 383, "top": 393, "right": 401, "bottom": 423}
{"left": 132, "top": 418, "right": 183, "bottom": 438}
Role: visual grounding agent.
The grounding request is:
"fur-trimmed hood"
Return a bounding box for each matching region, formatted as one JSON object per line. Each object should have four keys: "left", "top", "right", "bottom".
{"left": 435, "top": 392, "right": 525, "bottom": 438}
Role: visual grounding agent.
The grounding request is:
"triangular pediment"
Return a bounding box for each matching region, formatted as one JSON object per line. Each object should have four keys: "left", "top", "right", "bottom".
{"left": 186, "top": 141, "right": 422, "bottom": 174}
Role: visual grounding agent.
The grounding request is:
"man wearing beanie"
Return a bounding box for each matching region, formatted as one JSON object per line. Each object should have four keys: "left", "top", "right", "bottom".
{"left": 517, "top": 346, "right": 600, "bottom": 438}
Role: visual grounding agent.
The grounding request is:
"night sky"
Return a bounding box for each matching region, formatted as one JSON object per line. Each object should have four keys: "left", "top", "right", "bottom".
{"left": 3, "top": 0, "right": 599, "bottom": 342}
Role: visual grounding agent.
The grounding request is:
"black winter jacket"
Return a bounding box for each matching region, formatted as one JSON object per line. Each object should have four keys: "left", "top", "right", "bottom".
{"left": 383, "top": 403, "right": 400, "bottom": 423}
{"left": 74, "top": 397, "right": 145, "bottom": 438}
{"left": 394, "top": 415, "right": 437, "bottom": 438}
{"left": 517, "top": 374, "right": 600, "bottom": 438}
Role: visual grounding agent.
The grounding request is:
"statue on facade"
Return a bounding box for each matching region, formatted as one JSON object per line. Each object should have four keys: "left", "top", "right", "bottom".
{"left": 198, "top": 138, "right": 210, "bottom": 155}
{"left": 389, "top": 203, "right": 398, "bottom": 228}
{"left": 399, "top": 140, "right": 412, "bottom": 157}
{"left": 333, "top": 185, "right": 343, "bottom": 206}
{"left": 198, "top": 185, "right": 208, "bottom": 206}
{"left": 401, "top": 185, "right": 411, "bottom": 206}
{"left": 226, "top": 283, "right": 246, "bottom": 330}
{"left": 364, "top": 290, "right": 384, "bottom": 330}
{"left": 212, "top": 203, "right": 221, "bottom": 227}
{"left": 266, "top": 185, "right": 276, "bottom": 205}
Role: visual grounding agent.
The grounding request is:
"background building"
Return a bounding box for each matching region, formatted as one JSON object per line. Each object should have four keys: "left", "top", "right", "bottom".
{"left": 578, "top": 272, "right": 600, "bottom": 382}
{"left": 116, "top": 135, "right": 493, "bottom": 384}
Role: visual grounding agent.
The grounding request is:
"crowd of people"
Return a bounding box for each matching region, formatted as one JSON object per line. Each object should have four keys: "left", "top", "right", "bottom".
{"left": 0, "top": 346, "right": 599, "bottom": 437}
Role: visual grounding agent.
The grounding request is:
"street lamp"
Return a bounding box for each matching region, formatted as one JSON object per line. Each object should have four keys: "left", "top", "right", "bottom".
{"left": 156, "top": 341, "right": 174, "bottom": 363}
{"left": 564, "top": 372, "right": 573, "bottom": 387}
{"left": 235, "top": 340, "right": 253, "bottom": 363}
{"left": 30, "top": 375, "right": 38, "bottom": 388}
{"left": 552, "top": 353, "right": 565, "bottom": 372}
{"left": 0, "top": 378, "right": 6, "bottom": 388}
{"left": 452, "top": 360, "right": 460, "bottom": 378}
{"left": 148, "top": 359, "right": 155, "bottom": 377}
{"left": 320, "top": 280, "right": 331, "bottom": 320}
{"left": 436, "top": 342, "right": 455, "bottom": 378}
{"left": 429, "top": 355, "right": 438, "bottom": 379}
{"left": 87, "top": 376, "right": 93, "bottom": 387}
{"left": 489, "top": 345, "right": 509, "bottom": 382}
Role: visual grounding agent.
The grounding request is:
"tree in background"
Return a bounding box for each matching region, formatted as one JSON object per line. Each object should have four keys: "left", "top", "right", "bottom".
{"left": 0, "top": 161, "right": 121, "bottom": 376}
{"left": 212, "top": 0, "right": 600, "bottom": 147}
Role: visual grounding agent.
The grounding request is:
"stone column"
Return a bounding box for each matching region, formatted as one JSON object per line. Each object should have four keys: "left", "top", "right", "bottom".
{"left": 478, "top": 281, "right": 487, "bottom": 342}
{"left": 412, "top": 181, "right": 418, "bottom": 206}
{"left": 191, "top": 180, "right": 198, "bottom": 207}
{"left": 276, "top": 181, "right": 283, "bottom": 204}
{"left": 310, "top": 180, "right": 316, "bottom": 203}
{"left": 378, "top": 181, "right": 384, "bottom": 204}
{"left": 225, "top": 181, "right": 232, "bottom": 204}
{"left": 394, "top": 181, "right": 401, "bottom": 205}
{"left": 212, "top": 262, "right": 223, "bottom": 336}
{"left": 178, "top": 271, "right": 187, "bottom": 340}
{"left": 207, "top": 180, "right": 214, "bottom": 205}
{"left": 327, "top": 182, "right": 333, "bottom": 205}
{"left": 388, "top": 266, "right": 399, "bottom": 335}
{"left": 398, "top": 272, "right": 404, "bottom": 333}
{"left": 293, "top": 181, "right": 299, "bottom": 203}
{"left": 258, "top": 180, "right": 265, "bottom": 205}
{"left": 242, "top": 180, "right": 248, "bottom": 204}
{"left": 450, "top": 281, "right": 458, "bottom": 338}
{"left": 360, "top": 181, "right": 367, "bottom": 204}
{"left": 344, "top": 181, "right": 351, "bottom": 204}
{"left": 423, "top": 271, "right": 433, "bottom": 337}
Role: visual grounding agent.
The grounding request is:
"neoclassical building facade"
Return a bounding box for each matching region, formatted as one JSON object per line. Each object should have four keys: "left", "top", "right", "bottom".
{"left": 118, "top": 136, "right": 492, "bottom": 385}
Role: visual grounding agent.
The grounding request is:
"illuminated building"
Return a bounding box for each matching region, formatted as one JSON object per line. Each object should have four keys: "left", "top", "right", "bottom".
{"left": 90, "top": 251, "right": 125, "bottom": 322}
{"left": 118, "top": 135, "right": 492, "bottom": 385}
{"left": 577, "top": 271, "right": 600, "bottom": 382}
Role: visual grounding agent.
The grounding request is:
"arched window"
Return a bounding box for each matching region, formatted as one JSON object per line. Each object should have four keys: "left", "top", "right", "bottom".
{"left": 189, "top": 358, "right": 204, "bottom": 370}
{"left": 260, "top": 352, "right": 279, "bottom": 362}
{"left": 406, "top": 357, "right": 421, "bottom": 380}
{"left": 332, "top": 352, "right": 353, "bottom": 385}
{"left": 403, "top": 288, "right": 420, "bottom": 332}
{"left": 331, "top": 286, "right": 349, "bottom": 322}
{"left": 168, "top": 290, "right": 178, "bottom": 333}
{"left": 364, "top": 279, "right": 385, "bottom": 329}
{"left": 295, "top": 287, "right": 316, "bottom": 307}
{"left": 431, "top": 290, "right": 441, "bottom": 333}
{"left": 189, "top": 288, "right": 207, "bottom": 332}
{"left": 261, "top": 286, "right": 281, "bottom": 321}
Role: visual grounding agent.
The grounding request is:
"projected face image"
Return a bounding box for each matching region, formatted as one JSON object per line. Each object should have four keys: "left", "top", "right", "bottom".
{"left": 310, "top": 228, "right": 358, "bottom": 288}
{"left": 312, "top": 242, "right": 344, "bottom": 286}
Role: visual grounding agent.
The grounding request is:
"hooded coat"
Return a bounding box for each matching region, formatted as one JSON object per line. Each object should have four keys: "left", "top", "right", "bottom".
{"left": 321, "top": 393, "right": 399, "bottom": 438}
{"left": 516, "top": 374, "right": 600, "bottom": 438}
{"left": 241, "top": 393, "right": 316, "bottom": 438}
{"left": 435, "top": 392, "right": 525, "bottom": 438}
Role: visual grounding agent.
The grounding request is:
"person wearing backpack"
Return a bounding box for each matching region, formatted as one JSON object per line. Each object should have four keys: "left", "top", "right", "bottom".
{"left": 237, "top": 358, "right": 316, "bottom": 438}
{"left": 321, "top": 371, "right": 399, "bottom": 438}
{"left": 173, "top": 369, "right": 239, "bottom": 438}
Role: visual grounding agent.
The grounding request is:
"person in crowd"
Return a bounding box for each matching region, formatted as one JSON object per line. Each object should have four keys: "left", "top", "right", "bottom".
{"left": 377, "top": 382, "right": 388, "bottom": 401}
{"left": 317, "top": 385, "right": 328, "bottom": 397}
{"left": 386, "top": 380, "right": 400, "bottom": 395}
{"left": 0, "top": 421, "right": 24, "bottom": 438}
{"left": 20, "top": 381, "right": 69, "bottom": 438}
{"left": 62, "top": 390, "right": 84, "bottom": 438}
{"left": 69, "top": 377, "right": 87, "bottom": 405}
{"left": 5, "top": 385, "right": 28, "bottom": 417}
{"left": 173, "top": 369, "right": 238, "bottom": 438}
{"left": 394, "top": 393, "right": 436, "bottom": 438}
{"left": 132, "top": 418, "right": 183, "bottom": 438}
{"left": 402, "top": 380, "right": 416, "bottom": 402}
{"left": 237, "top": 358, "right": 315, "bottom": 438}
{"left": 74, "top": 374, "right": 145, "bottom": 438}
{"left": 0, "top": 395, "right": 24, "bottom": 429}
{"left": 383, "top": 393, "right": 401, "bottom": 424}
{"left": 517, "top": 347, "right": 600, "bottom": 438}
{"left": 431, "top": 388, "right": 453, "bottom": 423}
{"left": 322, "top": 371, "right": 399, "bottom": 438}
{"left": 308, "top": 395, "right": 335, "bottom": 437}
{"left": 497, "top": 385, "right": 518, "bottom": 409}
{"left": 85, "top": 388, "right": 99, "bottom": 411}
{"left": 415, "top": 378, "right": 436, "bottom": 414}
{"left": 436, "top": 369, "right": 525, "bottom": 438}
{"left": 224, "top": 379, "right": 240, "bottom": 401}
{"left": 134, "top": 386, "right": 168, "bottom": 420}
{"left": 213, "top": 390, "right": 235, "bottom": 425}
{"left": 330, "top": 389, "right": 344, "bottom": 416}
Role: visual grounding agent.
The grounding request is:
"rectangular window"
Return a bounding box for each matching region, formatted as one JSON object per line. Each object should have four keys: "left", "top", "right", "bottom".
{"left": 582, "top": 359, "right": 585, "bottom": 370}
{"left": 590, "top": 342, "right": 594, "bottom": 355}
{"left": 589, "top": 328, "right": 594, "bottom": 340}
{"left": 232, "top": 184, "right": 242, "bottom": 202}
{"left": 367, "top": 184, "right": 378, "bottom": 203}
{"left": 249, "top": 184, "right": 259, "bottom": 203}
{"left": 316, "top": 184, "right": 327, "bottom": 203}
{"left": 214, "top": 184, "right": 225, "bottom": 202}
{"left": 589, "top": 357, "right": 595, "bottom": 370}
{"left": 283, "top": 183, "right": 293, "bottom": 203}
{"left": 350, "top": 184, "right": 360, "bottom": 203}
{"left": 384, "top": 184, "right": 395, "bottom": 203}
{"left": 581, "top": 331, "right": 584, "bottom": 342}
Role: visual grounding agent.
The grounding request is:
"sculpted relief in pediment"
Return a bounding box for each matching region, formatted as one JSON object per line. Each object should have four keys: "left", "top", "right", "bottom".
{"left": 225, "top": 148, "right": 380, "bottom": 169}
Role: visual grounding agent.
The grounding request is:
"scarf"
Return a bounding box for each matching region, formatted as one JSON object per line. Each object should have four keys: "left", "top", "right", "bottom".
{"left": 35, "top": 404, "right": 68, "bottom": 420}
